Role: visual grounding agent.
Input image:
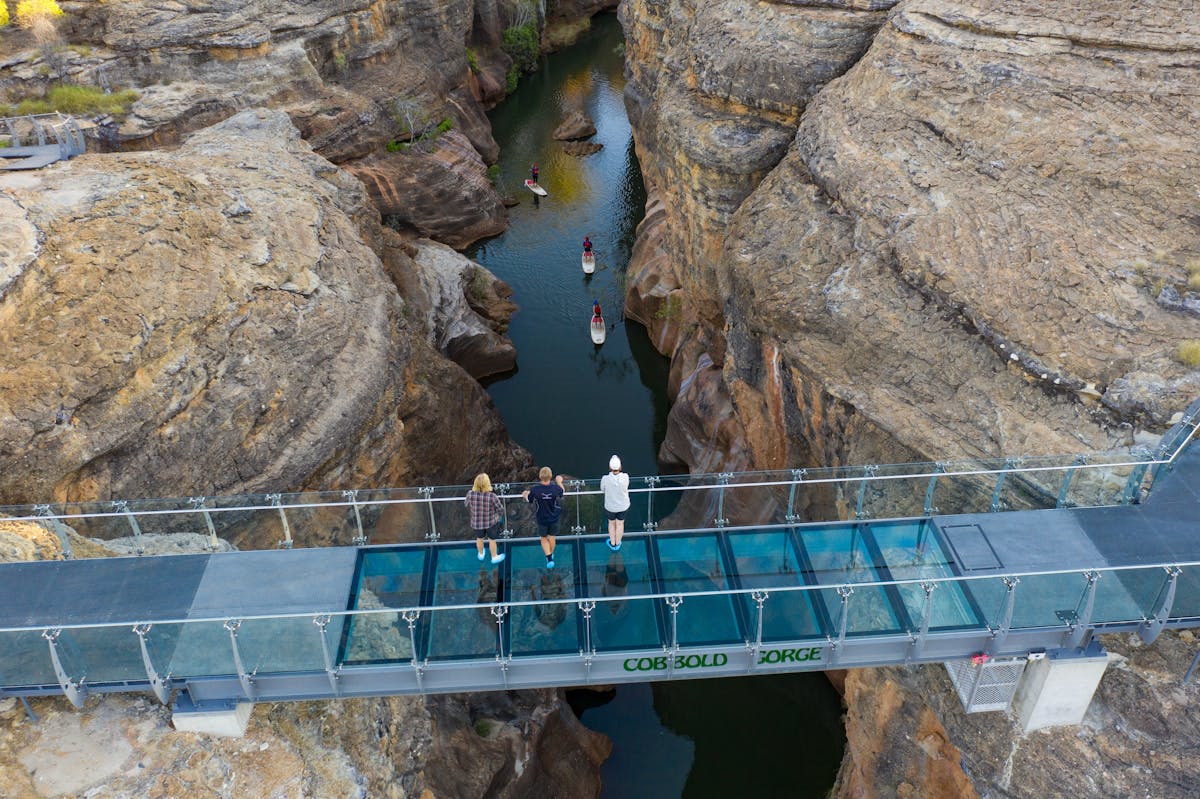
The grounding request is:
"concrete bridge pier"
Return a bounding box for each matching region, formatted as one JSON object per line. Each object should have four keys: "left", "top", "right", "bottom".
{"left": 1011, "top": 643, "right": 1109, "bottom": 733}
{"left": 171, "top": 694, "right": 255, "bottom": 737}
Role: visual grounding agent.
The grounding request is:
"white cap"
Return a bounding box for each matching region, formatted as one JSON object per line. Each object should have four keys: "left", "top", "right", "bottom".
{"left": 609, "top": 455, "right": 621, "bottom": 471}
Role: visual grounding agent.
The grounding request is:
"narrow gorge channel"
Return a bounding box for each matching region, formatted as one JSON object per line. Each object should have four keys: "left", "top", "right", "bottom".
{"left": 470, "top": 15, "right": 845, "bottom": 797}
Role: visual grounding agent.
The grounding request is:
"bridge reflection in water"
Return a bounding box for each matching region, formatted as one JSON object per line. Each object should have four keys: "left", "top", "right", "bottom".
{"left": 1, "top": 401, "right": 1197, "bottom": 722}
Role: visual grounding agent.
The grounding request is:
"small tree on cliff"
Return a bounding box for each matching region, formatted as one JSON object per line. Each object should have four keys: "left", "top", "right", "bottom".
{"left": 0, "top": 3, "right": 10, "bottom": 28}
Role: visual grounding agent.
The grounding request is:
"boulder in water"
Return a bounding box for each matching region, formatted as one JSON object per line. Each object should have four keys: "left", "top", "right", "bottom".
{"left": 552, "top": 110, "right": 597, "bottom": 141}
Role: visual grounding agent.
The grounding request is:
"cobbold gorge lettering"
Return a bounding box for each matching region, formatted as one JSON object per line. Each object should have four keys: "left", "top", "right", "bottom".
{"left": 622, "top": 647, "right": 823, "bottom": 672}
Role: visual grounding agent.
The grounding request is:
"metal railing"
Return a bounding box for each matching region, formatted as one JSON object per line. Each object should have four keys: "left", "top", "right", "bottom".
{"left": 3, "top": 546, "right": 1197, "bottom": 702}
{"left": 0, "top": 403, "right": 1195, "bottom": 557}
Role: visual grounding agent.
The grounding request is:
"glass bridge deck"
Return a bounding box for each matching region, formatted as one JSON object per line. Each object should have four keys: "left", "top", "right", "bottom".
{"left": 0, "top": 402, "right": 1197, "bottom": 705}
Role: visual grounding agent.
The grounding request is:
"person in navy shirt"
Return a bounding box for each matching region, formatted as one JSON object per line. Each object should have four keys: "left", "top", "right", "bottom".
{"left": 522, "top": 466, "right": 565, "bottom": 568}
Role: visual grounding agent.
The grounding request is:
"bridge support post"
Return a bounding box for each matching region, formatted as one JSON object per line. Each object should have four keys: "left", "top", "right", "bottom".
{"left": 341, "top": 490, "right": 366, "bottom": 545}
{"left": 133, "top": 624, "right": 170, "bottom": 705}
{"left": 578, "top": 601, "right": 597, "bottom": 680}
{"left": 419, "top": 487, "right": 438, "bottom": 542}
{"left": 643, "top": 476, "right": 660, "bottom": 531}
{"left": 785, "top": 469, "right": 806, "bottom": 523}
{"left": 1012, "top": 644, "right": 1109, "bottom": 732}
{"left": 172, "top": 693, "right": 254, "bottom": 738}
{"left": 188, "top": 497, "right": 221, "bottom": 551}
{"left": 43, "top": 628, "right": 86, "bottom": 709}
{"left": 1139, "top": 566, "right": 1180, "bottom": 645}
{"left": 747, "top": 591, "right": 767, "bottom": 671}
{"left": 568, "top": 480, "right": 585, "bottom": 533}
{"left": 268, "top": 494, "right": 293, "bottom": 548}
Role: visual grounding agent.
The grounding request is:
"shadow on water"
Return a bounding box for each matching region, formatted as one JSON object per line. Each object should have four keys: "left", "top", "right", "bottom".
{"left": 472, "top": 13, "right": 845, "bottom": 798}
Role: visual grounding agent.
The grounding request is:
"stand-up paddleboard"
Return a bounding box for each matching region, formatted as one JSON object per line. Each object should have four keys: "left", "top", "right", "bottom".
{"left": 582, "top": 251, "right": 595, "bottom": 274}
{"left": 590, "top": 315, "right": 606, "bottom": 344}
{"left": 524, "top": 179, "right": 548, "bottom": 196}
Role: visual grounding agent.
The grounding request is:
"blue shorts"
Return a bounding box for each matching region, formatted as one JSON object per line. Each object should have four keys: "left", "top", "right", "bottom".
{"left": 605, "top": 510, "right": 626, "bottom": 521}
{"left": 538, "top": 519, "right": 561, "bottom": 537}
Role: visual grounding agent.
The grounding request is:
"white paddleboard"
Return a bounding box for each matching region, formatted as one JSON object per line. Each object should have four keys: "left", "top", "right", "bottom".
{"left": 524, "top": 179, "right": 548, "bottom": 196}
{"left": 590, "top": 316, "right": 606, "bottom": 344}
{"left": 582, "top": 252, "right": 595, "bottom": 274}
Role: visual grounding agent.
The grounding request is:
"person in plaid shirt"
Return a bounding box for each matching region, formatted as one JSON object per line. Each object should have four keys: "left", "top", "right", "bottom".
{"left": 466, "top": 473, "right": 506, "bottom": 564}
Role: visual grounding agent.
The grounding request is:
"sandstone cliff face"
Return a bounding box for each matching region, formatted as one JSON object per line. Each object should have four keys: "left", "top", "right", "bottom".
{"left": 1, "top": 0, "right": 526, "bottom": 249}
{"left": 833, "top": 631, "right": 1200, "bottom": 799}
{"left": 0, "top": 689, "right": 606, "bottom": 799}
{"left": 622, "top": 0, "right": 1200, "bottom": 476}
{"left": 0, "top": 109, "right": 527, "bottom": 504}
{"left": 620, "top": 0, "right": 1200, "bottom": 795}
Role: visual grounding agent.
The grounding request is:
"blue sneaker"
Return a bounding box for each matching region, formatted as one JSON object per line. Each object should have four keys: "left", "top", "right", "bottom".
{"left": 477, "top": 551, "right": 486, "bottom": 561}
{"left": 491, "top": 553, "right": 506, "bottom": 564}
{"left": 606, "top": 540, "right": 620, "bottom": 551}
{"left": 546, "top": 558, "right": 555, "bottom": 569}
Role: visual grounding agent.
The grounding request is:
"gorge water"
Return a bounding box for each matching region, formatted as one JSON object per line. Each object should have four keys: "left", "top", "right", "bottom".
{"left": 468, "top": 14, "right": 845, "bottom": 797}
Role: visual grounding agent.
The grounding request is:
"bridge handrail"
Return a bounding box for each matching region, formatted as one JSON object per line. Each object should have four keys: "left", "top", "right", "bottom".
{"left": 0, "top": 441, "right": 1194, "bottom": 524}
{"left": 2, "top": 547, "right": 1196, "bottom": 634}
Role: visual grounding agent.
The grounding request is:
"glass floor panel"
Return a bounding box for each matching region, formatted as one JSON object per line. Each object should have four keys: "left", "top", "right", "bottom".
{"left": 344, "top": 547, "right": 428, "bottom": 664}
{"left": 727, "top": 530, "right": 823, "bottom": 641}
{"left": 582, "top": 538, "right": 662, "bottom": 652}
{"left": 426, "top": 546, "right": 504, "bottom": 661}
{"left": 873, "top": 521, "right": 982, "bottom": 630}
{"left": 800, "top": 525, "right": 901, "bottom": 634}
{"left": 655, "top": 534, "right": 740, "bottom": 646}
{"left": 509, "top": 541, "right": 579, "bottom": 656}
{"left": 355, "top": 548, "right": 428, "bottom": 608}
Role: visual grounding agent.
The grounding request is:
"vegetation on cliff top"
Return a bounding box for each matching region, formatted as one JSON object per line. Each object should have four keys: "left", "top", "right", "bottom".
{"left": 7, "top": 84, "right": 138, "bottom": 116}
{"left": 3, "top": 84, "right": 138, "bottom": 117}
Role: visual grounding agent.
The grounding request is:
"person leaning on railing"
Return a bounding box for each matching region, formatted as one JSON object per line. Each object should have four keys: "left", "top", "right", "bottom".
{"left": 466, "top": 473, "right": 505, "bottom": 565}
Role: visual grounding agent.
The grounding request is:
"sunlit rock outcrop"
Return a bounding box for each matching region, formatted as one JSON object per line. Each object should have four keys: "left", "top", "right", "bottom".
{"left": 0, "top": 109, "right": 527, "bottom": 504}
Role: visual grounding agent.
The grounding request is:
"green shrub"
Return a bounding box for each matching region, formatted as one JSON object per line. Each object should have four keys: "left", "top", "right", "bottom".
{"left": 474, "top": 719, "right": 494, "bottom": 737}
{"left": 434, "top": 117, "right": 453, "bottom": 136}
{"left": 501, "top": 23, "right": 539, "bottom": 74}
{"left": 486, "top": 164, "right": 501, "bottom": 185}
{"left": 1179, "top": 340, "right": 1200, "bottom": 368}
{"left": 466, "top": 48, "right": 479, "bottom": 74}
{"left": 385, "top": 139, "right": 410, "bottom": 153}
{"left": 505, "top": 65, "right": 519, "bottom": 95}
{"left": 15, "top": 85, "right": 139, "bottom": 116}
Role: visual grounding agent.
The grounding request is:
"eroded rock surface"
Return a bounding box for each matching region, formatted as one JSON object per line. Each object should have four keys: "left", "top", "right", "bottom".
{"left": 834, "top": 632, "right": 1200, "bottom": 798}
{"left": 0, "top": 109, "right": 527, "bottom": 504}
{"left": 0, "top": 689, "right": 604, "bottom": 799}
{"left": 407, "top": 238, "right": 518, "bottom": 379}
{"left": 620, "top": 0, "right": 1200, "bottom": 795}
{"left": 1, "top": 0, "right": 524, "bottom": 249}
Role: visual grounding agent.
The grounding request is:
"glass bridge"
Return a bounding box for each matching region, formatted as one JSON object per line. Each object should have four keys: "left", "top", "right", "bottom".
{"left": 1, "top": 401, "right": 1197, "bottom": 710}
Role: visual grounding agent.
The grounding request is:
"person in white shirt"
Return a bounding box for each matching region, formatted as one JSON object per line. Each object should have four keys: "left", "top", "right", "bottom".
{"left": 600, "top": 454, "right": 630, "bottom": 550}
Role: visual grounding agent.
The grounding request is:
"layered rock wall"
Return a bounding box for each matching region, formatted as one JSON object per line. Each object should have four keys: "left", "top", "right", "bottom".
{"left": 621, "top": 0, "right": 1200, "bottom": 795}
{"left": 0, "top": 109, "right": 527, "bottom": 504}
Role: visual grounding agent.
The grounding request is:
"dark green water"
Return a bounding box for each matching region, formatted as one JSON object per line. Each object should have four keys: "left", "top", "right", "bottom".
{"left": 470, "top": 14, "right": 845, "bottom": 798}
